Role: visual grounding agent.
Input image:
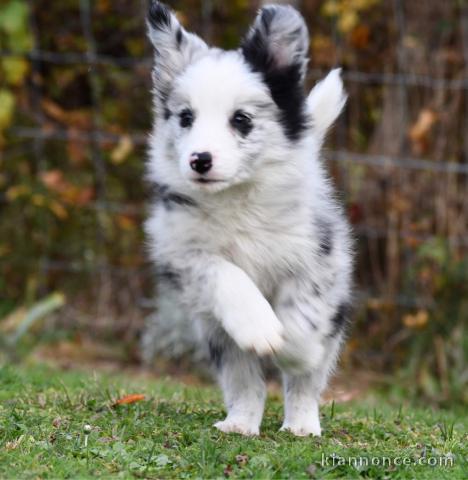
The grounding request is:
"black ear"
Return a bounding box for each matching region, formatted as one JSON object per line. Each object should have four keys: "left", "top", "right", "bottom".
{"left": 147, "top": 2, "right": 208, "bottom": 107}
{"left": 241, "top": 5, "right": 310, "bottom": 141}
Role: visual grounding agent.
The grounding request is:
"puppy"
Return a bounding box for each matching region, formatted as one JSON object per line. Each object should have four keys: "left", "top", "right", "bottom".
{"left": 145, "top": 1, "right": 353, "bottom": 436}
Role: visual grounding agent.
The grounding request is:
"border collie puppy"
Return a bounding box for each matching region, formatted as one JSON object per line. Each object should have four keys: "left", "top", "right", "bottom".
{"left": 145, "top": 1, "right": 353, "bottom": 436}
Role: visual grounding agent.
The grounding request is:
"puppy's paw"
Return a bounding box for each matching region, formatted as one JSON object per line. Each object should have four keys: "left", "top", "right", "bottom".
{"left": 225, "top": 297, "right": 285, "bottom": 356}
{"left": 214, "top": 419, "right": 259, "bottom": 436}
{"left": 279, "top": 421, "right": 321, "bottom": 437}
{"left": 215, "top": 263, "right": 285, "bottom": 355}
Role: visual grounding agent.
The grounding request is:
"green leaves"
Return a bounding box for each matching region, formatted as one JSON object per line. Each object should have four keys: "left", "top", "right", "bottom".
{"left": 0, "top": 89, "right": 15, "bottom": 131}
{"left": 1, "top": 57, "right": 29, "bottom": 85}
{"left": 0, "top": 1, "right": 32, "bottom": 144}
{"left": 0, "top": 0, "right": 33, "bottom": 51}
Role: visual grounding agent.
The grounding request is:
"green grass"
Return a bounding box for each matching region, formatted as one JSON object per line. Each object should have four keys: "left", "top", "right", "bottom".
{"left": 0, "top": 364, "right": 466, "bottom": 479}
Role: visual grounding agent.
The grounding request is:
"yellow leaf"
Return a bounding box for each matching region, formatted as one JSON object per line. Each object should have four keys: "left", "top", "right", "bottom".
{"left": 49, "top": 201, "right": 68, "bottom": 220}
{"left": 117, "top": 215, "right": 136, "bottom": 231}
{"left": 409, "top": 109, "right": 437, "bottom": 140}
{"left": 111, "top": 135, "right": 134, "bottom": 165}
{"left": 322, "top": 0, "right": 340, "bottom": 16}
{"left": 403, "top": 310, "right": 429, "bottom": 329}
{"left": 1, "top": 57, "right": 29, "bottom": 86}
{"left": 6, "top": 184, "right": 30, "bottom": 201}
{"left": 0, "top": 89, "right": 15, "bottom": 130}
{"left": 31, "top": 194, "right": 46, "bottom": 207}
{"left": 339, "top": 11, "right": 359, "bottom": 34}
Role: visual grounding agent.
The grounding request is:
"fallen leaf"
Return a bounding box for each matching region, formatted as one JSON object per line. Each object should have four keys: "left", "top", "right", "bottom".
{"left": 52, "top": 417, "right": 62, "bottom": 428}
{"left": 41, "top": 98, "right": 91, "bottom": 129}
{"left": 113, "top": 394, "right": 146, "bottom": 406}
{"left": 408, "top": 108, "right": 437, "bottom": 155}
{"left": 5, "top": 435, "right": 24, "bottom": 451}
{"left": 49, "top": 200, "right": 68, "bottom": 219}
{"left": 350, "top": 25, "right": 370, "bottom": 49}
{"left": 116, "top": 215, "right": 136, "bottom": 231}
{"left": 235, "top": 454, "right": 249, "bottom": 467}
{"left": 40, "top": 170, "right": 66, "bottom": 191}
{"left": 111, "top": 135, "right": 133, "bottom": 164}
{"left": 306, "top": 464, "right": 317, "bottom": 477}
{"left": 403, "top": 310, "right": 429, "bottom": 329}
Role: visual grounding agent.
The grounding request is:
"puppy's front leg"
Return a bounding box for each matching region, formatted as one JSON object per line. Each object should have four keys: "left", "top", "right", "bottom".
{"left": 210, "top": 259, "right": 284, "bottom": 355}
{"left": 207, "top": 331, "right": 266, "bottom": 436}
{"left": 187, "top": 257, "right": 282, "bottom": 435}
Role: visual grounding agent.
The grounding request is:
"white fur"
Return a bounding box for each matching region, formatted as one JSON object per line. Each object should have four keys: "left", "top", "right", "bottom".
{"left": 307, "top": 68, "right": 347, "bottom": 143}
{"left": 144, "top": 3, "right": 353, "bottom": 437}
{"left": 213, "top": 261, "right": 285, "bottom": 355}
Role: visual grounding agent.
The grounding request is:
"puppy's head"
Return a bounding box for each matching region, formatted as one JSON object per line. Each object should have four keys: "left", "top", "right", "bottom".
{"left": 147, "top": 3, "right": 338, "bottom": 193}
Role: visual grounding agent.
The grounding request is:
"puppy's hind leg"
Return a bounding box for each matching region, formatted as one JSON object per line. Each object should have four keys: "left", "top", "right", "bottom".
{"left": 209, "top": 332, "right": 266, "bottom": 436}
{"left": 279, "top": 338, "right": 342, "bottom": 437}
{"left": 280, "top": 371, "right": 323, "bottom": 437}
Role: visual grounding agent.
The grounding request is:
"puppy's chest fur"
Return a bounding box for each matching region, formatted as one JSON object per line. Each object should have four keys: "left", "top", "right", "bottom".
{"left": 183, "top": 192, "right": 312, "bottom": 294}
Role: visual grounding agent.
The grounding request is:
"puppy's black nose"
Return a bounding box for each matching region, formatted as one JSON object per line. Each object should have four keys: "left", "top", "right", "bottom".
{"left": 190, "top": 152, "right": 212, "bottom": 175}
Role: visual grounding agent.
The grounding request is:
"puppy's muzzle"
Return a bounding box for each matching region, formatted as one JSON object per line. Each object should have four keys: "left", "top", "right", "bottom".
{"left": 190, "top": 152, "right": 213, "bottom": 175}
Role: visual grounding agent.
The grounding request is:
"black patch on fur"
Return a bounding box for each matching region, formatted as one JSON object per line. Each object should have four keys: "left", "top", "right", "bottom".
{"left": 155, "top": 183, "right": 198, "bottom": 209}
{"left": 280, "top": 297, "right": 294, "bottom": 309}
{"left": 309, "top": 320, "right": 318, "bottom": 330}
{"left": 156, "top": 264, "right": 182, "bottom": 289}
{"left": 176, "top": 27, "right": 183, "bottom": 47}
{"left": 208, "top": 340, "right": 224, "bottom": 369}
{"left": 300, "top": 310, "right": 318, "bottom": 331}
{"left": 163, "top": 107, "right": 172, "bottom": 120}
{"left": 148, "top": 1, "right": 171, "bottom": 31}
{"left": 311, "top": 281, "right": 321, "bottom": 297}
{"left": 319, "top": 238, "right": 332, "bottom": 256}
{"left": 163, "top": 192, "right": 197, "bottom": 209}
{"left": 260, "top": 7, "right": 275, "bottom": 35}
{"left": 315, "top": 218, "right": 333, "bottom": 256}
{"left": 330, "top": 302, "right": 352, "bottom": 336}
{"left": 319, "top": 230, "right": 332, "bottom": 256}
{"left": 241, "top": 9, "right": 307, "bottom": 141}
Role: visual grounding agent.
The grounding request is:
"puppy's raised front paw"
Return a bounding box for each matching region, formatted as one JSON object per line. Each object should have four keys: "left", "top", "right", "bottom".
{"left": 226, "top": 298, "right": 285, "bottom": 356}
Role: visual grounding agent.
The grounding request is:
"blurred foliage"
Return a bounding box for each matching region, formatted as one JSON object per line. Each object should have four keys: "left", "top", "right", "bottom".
{"left": 0, "top": 0, "right": 467, "bottom": 405}
{"left": 322, "top": 0, "right": 380, "bottom": 34}
{"left": 0, "top": 0, "right": 32, "bottom": 146}
{"left": 402, "top": 239, "right": 468, "bottom": 405}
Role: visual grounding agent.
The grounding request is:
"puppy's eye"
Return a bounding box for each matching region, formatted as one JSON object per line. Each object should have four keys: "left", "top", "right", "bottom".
{"left": 179, "top": 109, "right": 194, "bottom": 128}
{"left": 231, "top": 110, "right": 253, "bottom": 136}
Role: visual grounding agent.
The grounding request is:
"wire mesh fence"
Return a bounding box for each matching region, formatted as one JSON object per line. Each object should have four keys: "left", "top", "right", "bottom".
{"left": 1, "top": 0, "right": 467, "bottom": 372}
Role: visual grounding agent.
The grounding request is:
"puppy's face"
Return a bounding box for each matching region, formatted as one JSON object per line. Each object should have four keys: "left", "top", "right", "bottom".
{"left": 165, "top": 54, "right": 279, "bottom": 191}
{"left": 147, "top": 3, "right": 310, "bottom": 192}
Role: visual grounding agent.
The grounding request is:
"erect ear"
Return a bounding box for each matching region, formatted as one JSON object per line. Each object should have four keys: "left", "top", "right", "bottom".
{"left": 147, "top": 2, "right": 208, "bottom": 105}
{"left": 241, "top": 5, "right": 310, "bottom": 141}
{"left": 307, "top": 69, "right": 347, "bottom": 144}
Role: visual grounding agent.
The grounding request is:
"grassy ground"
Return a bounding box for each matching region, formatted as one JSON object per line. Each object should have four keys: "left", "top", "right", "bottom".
{"left": 0, "top": 363, "right": 466, "bottom": 479}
